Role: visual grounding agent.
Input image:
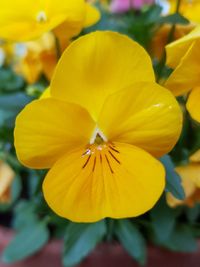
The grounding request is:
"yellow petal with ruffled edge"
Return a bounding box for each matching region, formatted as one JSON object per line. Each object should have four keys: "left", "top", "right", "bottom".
{"left": 51, "top": 31, "right": 155, "bottom": 119}
{"left": 187, "top": 87, "right": 200, "bottom": 123}
{"left": 53, "top": 3, "right": 100, "bottom": 41}
{"left": 166, "top": 25, "right": 200, "bottom": 68}
{"left": 165, "top": 41, "right": 200, "bottom": 96}
{"left": 83, "top": 3, "right": 101, "bottom": 28}
{"left": 14, "top": 98, "right": 95, "bottom": 169}
{"left": 43, "top": 142, "right": 165, "bottom": 222}
{"left": 98, "top": 82, "right": 182, "bottom": 157}
{"left": 0, "top": 0, "right": 85, "bottom": 41}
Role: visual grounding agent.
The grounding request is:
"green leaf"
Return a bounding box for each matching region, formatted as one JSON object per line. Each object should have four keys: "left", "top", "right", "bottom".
{"left": 2, "top": 221, "right": 49, "bottom": 263}
{"left": 185, "top": 204, "right": 200, "bottom": 223}
{"left": 13, "top": 200, "right": 38, "bottom": 230}
{"left": 0, "top": 93, "right": 32, "bottom": 128}
{"left": 163, "top": 225, "right": 198, "bottom": 253}
{"left": 115, "top": 219, "right": 146, "bottom": 265}
{"left": 63, "top": 220, "right": 106, "bottom": 267}
{"left": 158, "top": 13, "right": 189, "bottom": 25}
{"left": 142, "top": 5, "right": 163, "bottom": 24}
{"left": 150, "top": 196, "right": 176, "bottom": 243}
{"left": 160, "top": 155, "right": 185, "bottom": 200}
{"left": 0, "top": 67, "right": 24, "bottom": 92}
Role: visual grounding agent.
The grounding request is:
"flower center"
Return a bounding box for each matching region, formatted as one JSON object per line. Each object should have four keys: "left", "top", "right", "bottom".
{"left": 90, "top": 127, "right": 107, "bottom": 145}
{"left": 36, "top": 11, "right": 47, "bottom": 23}
{"left": 81, "top": 142, "right": 121, "bottom": 174}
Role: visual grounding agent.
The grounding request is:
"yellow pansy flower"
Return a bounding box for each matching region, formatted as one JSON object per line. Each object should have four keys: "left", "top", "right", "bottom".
{"left": 165, "top": 26, "right": 200, "bottom": 122}
{"left": 167, "top": 152, "right": 200, "bottom": 208}
{"left": 169, "top": 0, "right": 200, "bottom": 24}
{"left": 14, "top": 33, "right": 57, "bottom": 84}
{"left": 14, "top": 31, "right": 182, "bottom": 222}
{"left": 0, "top": 161, "right": 15, "bottom": 203}
{"left": 0, "top": 0, "right": 100, "bottom": 41}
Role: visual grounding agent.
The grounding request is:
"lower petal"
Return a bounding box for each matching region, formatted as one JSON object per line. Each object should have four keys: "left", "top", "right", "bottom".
{"left": 43, "top": 142, "right": 165, "bottom": 222}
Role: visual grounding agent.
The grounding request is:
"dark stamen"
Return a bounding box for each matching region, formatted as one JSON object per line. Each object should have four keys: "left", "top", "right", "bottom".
{"left": 105, "top": 154, "right": 114, "bottom": 174}
{"left": 100, "top": 154, "right": 103, "bottom": 164}
{"left": 109, "top": 145, "right": 120, "bottom": 154}
{"left": 108, "top": 150, "right": 121, "bottom": 164}
{"left": 82, "top": 149, "right": 90, "bottom": 156}
{"left": 82, "top": 155, "right": 91, "bottom": 169}
{"left": 92, "top": 157, "right": 97, "bottom": 172}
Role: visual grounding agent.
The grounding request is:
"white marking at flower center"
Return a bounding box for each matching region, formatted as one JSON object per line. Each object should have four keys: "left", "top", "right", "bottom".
{"left": 36, "top": 11, "right": 47, "bottom": 23}
{"left": 90, "top": 127, "right": 108, "bottom": 144}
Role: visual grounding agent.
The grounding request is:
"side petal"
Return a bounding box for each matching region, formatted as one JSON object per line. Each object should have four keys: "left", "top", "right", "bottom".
{"left": 187, "top": 87, "right": 200, "bottom": 123}
{"left": 166, "top": 25, "right": 200, "bottom": 68}
{"left": 43, "top": 142, "right": 165, "bottom": 222}
{"left": 14, "top": 98, "right": 95, "bottom": 169}
{"left": 51, "top": 31, "right": 155, "bottom": 119}
{"left": 165, "top": 41, "right": 200, "bottom": 96}
{"left": 98, "top": 82, "right": 182, "bottom": 157}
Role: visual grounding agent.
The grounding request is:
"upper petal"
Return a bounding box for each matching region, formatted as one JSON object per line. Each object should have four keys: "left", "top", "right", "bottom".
{"left": 165, "top": 41, "right": 200, "bottom": 96}
{"left": 98, "top": 82, "right": 182, "bottom": 157}
{"left": 51, "top": 31, "right": 155, "bottom": 119}
{"left": 14, "top": 98, "right": 95, "bottom": 169}
{"left": 43, "top": 142, "right": 165, "bottom": 222}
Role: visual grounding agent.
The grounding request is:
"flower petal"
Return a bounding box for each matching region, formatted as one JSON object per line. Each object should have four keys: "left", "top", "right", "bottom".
{"left": 98, "top": 82, "right": 182, "bottom": 157}
{"left": 0, "top": 161, "right": 15, "bottom": 201}
{"left": 166, "top": 25, "right": 200, "bottom": 68}
{"left": 165, "top": 41, "right": 200, "bottom": 96}
{"left": 51, "top": 31, "right": 155, "bottom": 119}
{"left": 187, "top": 87, "right": 200, "bottom": 122}
{"left": 83, "top": 3, "right": 101, "bottom": 27}
{"left": 14, "top": 98, "right": 95, "bottom": 169}
{"left": 43, "top": 142, "right": 165, "bottom": 222}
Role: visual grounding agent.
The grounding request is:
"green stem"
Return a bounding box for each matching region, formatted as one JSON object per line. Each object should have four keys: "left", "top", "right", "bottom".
{"left": 54, "top": 34, "right": 62, "bottom": 60}
{"left": 106, "top": 219, "right": 115, "bottom": 242}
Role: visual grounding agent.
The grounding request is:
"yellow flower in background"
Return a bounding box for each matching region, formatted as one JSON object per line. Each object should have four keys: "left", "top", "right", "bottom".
{"left": 169, "top": 0, "right": 200, "bottom": 24}
{"left": 14, "top": 33, "right": 57, "bottom": 84}
{"left": 150, "top": 24, "right": 193, "bottom": 59}
{"left": 167, "top": 152, "right": 200, "bottom": 208}
{"left": 165, "top": 26, "right": 200, "bottom": 122}
{"left": 14, "top": 31, "right": 182, "bottom": 222}
{"left": 0, "top": 161, "right": 15, "bottom": 203}
{"left": 0, "top": 0, "right": 100, "bottom": 42}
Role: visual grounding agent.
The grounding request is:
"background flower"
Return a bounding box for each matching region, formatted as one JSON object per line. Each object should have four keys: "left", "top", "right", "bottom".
{"left": 110, "top": 0, "right": 155, "bottom": 13}
{"left": 0, "top": 161, "right": 15, "bottom": 203}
